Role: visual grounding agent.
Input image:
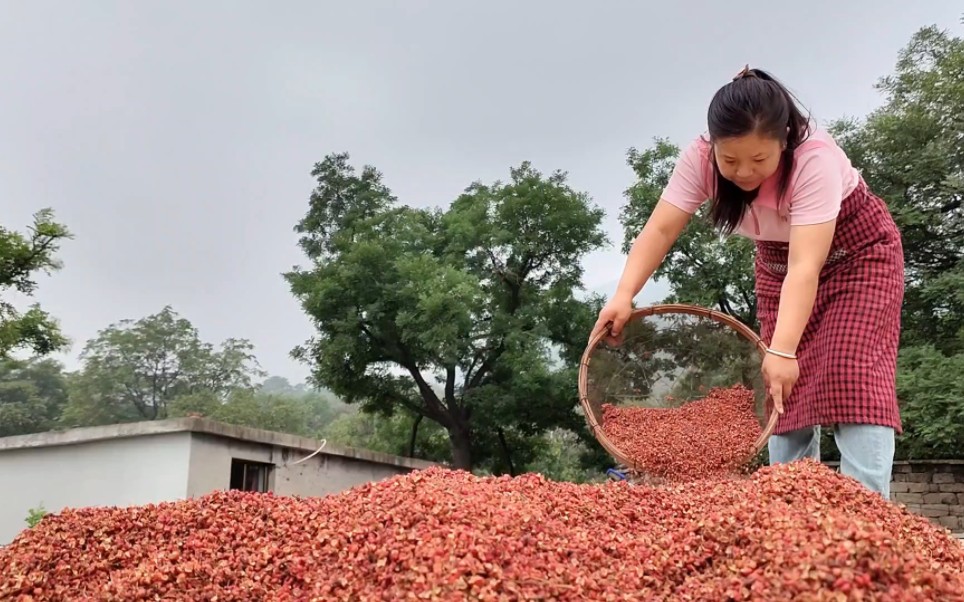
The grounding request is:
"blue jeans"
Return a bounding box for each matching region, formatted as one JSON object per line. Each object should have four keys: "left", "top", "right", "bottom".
{"left": 768, "top": 424, "right": 895, "bottom": 500}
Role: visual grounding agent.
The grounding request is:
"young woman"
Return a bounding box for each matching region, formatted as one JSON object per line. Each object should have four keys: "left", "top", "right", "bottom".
{"left": 591, "top": 66, "right": 905, "bottom": 499}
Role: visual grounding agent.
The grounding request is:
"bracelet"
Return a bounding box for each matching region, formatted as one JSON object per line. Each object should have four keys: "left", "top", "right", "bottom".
{"left": 766, "top": 347, "right": 797, "bottom": 360}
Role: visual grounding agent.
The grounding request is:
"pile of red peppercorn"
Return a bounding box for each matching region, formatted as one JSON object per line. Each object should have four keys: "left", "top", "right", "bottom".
{"left": 601, "top": 383, "right": 763, "bottom": 483}
{"left": 2, "top": 458, "right": 962, "bottom": 600}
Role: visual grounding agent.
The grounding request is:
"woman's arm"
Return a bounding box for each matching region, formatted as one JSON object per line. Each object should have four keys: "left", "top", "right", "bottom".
{"left": 614, "top": 200, "right": 693, "bottom": 300}
{"left": 769, "top": 220, "right": 836, "bottom": 355}
{"left": 770, "top": 140, "right": 847, "bottom": 354}
{"left": 591, "top": 135, "right": 708, "bottom": 345}
{"left": 616, "top": 137, "right": 709, "bottom": 299}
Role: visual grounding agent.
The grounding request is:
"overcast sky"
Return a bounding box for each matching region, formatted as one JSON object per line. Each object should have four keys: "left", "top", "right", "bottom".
{"left": 2, "top": 1, "right": 961, "bottom": 384}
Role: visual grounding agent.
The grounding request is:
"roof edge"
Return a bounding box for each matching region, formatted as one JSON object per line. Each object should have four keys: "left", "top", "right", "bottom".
{"left": 0, "top": 417, "right": 439, "bottom": 470}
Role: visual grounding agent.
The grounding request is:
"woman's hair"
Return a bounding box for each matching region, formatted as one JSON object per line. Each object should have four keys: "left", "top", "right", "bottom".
{"left": 706, "top": 66, "right": 813, "bottom": 234}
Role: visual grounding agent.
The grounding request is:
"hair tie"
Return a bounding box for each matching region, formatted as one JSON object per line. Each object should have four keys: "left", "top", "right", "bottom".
{"left": 732, "top": 64, "right": 753, "bottom": 81}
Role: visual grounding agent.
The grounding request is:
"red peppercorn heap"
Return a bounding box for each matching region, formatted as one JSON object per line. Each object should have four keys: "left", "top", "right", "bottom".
{"left": 600, "top": 383, "right": 763, "bottom": 483}
{"left": 2, "top": 459, "right": 962, "bottom": 600}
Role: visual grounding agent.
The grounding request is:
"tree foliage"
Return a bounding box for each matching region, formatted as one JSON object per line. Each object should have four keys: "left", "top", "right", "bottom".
{"left": 894, "top": 345, "right": 964, "bottom": 458}
{"left": 285, "top": 153, "right": 609, "bottom": 471}
{"left": 0, "top": 358, "right": 70, "bottom": 437}
{"left": 170, "top": 376, "right": 354, "bottom": 439}
{"left": 323, "top": 408, "right": 451, "bottom": 463}
{"left": 59, "top": 306, "right": 264, "bottom": 426}
{"left": 0, "top": 209, "right": 72, "bottom": 359}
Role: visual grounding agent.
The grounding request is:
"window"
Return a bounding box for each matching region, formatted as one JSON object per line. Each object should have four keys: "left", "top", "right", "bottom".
{"left": 230, "top": 458, "right": 272, "bottom": 492}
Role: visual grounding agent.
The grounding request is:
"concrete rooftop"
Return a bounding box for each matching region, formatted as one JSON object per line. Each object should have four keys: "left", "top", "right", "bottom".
{"left": 0, "top": 417, "right": 439, "bottom": 471}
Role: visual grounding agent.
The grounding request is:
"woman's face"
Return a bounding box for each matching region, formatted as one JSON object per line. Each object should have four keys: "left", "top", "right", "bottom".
{"left": 713, "top": 132, "right": 783, "bottom": 191}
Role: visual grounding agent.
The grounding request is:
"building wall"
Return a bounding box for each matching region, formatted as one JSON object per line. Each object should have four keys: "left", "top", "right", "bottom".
{"left": 890, "top": 460, "right": 964, "bottom": 534}
{"left": 271, "top": 444, "right": 413, "bottom": 497}
{"left": 0, "top": 432, "right": 192, "bottom": 545}
{"left": 186, "top": 433, "right": 414, "bottom": 499}
{"left": 185, "top": 432, "right": 274, "bottom": 495}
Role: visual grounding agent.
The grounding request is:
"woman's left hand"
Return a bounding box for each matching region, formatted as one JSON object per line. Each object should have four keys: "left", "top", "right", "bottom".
{"left": 761, "top": 353, "right": 799, "bottom": 415}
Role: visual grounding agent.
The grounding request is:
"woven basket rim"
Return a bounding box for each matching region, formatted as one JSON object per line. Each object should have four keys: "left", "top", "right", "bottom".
{"left": 578, "top": 303, "right": 778, "bottom": 472}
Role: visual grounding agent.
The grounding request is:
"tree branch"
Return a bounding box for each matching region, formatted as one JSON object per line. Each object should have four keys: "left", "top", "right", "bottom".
{"left": 356, "top": 322, "right": 446, "bottom": 420}
{"left": 717, "top": 294, "right": 734, "bottom": 316}
{"left": 739, "top": 286, "right": 754, "bottom": 313}
{"left": 468, "top": 341, "right": 504, "bottom": 390}
{"left": 485, "top": 246, "right": 507, "bottom": 281}
{"left": 678, "top": 245, "right": 706, "bottom": 269}
{"left": 385, "top": 389, "right": 428, "bottom": 419}
{"left": 403, "top": 362, "right": 447, "bottom": 418}
{"left": 462, "top": 355, "right": 479, "bottom": 393}
{"left": 123, "top": 383, "right": 150, "bottom": 419}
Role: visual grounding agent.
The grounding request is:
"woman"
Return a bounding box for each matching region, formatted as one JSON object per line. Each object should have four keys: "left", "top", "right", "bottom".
{"left": 591, "top": 66, "right": 904, "bottom": 499}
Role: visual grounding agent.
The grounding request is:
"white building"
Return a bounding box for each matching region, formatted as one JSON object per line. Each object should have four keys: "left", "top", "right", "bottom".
{"left": 0, "top": 417, "right": 437, "bottom": 544}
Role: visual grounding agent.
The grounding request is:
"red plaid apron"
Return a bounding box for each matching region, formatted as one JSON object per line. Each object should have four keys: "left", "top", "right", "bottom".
{"left": 754, "top": 178, "right": 905, "bottom": 435}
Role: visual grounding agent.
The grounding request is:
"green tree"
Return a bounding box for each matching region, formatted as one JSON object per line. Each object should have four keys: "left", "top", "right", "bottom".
{"left": 320, "top": 404, "right": 604, "bottom": 482}
{"left": 0, "top": 209, "right": 72, "bottom": 359}
{"left": 285, "top": 153, "right": 608, "bottom": 471}
{"left": 323, "top": 408, "right": 451, "bottom": 462}
{"left": 255, "top": 376, "right": 352, "bottom": 433}
{"left": 260, "top": 375, "right": 309, "bottom": 396}
{"left": 170, "top": 376, "right": 355, "bottom": 438}
{"left": 170, "top": 389, "right": 313, "bottom": 436}
{"left": 0, "top": 358, "right": 70, "bottom": 437}
{"left": 60, "top": 306, "right": 264, "bottom": 426}
{"left": 893, "top": 346, "right": 964, "bottom": 458}
{"left": 522, "top": 428, "right": 603, "bottom": 483}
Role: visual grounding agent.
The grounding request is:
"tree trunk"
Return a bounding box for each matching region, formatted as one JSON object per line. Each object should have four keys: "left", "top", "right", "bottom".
{"left": 408, "top": 414, "right": 423, "bottom": 458}
{"left": 497, "top": 428, "right": 516, "bottom": 476}
{"left": 448, "top": 425, "right": 472, "bottom": 471}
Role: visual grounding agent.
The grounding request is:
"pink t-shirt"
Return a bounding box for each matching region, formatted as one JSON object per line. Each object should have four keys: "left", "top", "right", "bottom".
{"left": 661, "top": 128, "right": 860, "bottom": 242}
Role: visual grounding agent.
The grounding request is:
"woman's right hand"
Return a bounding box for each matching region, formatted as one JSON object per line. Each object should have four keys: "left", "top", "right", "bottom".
{"left": 589, "top": 291, "right": 634, "bottom": 347}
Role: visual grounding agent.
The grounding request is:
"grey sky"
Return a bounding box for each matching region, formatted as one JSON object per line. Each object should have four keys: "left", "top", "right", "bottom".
{"left": 2, "top": 1, "right": 961, "bottom": 384}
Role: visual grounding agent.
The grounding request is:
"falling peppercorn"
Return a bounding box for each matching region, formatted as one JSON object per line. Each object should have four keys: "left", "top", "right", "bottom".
{"left": 600, "top": 383, "right": 763, "bottom": 483}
